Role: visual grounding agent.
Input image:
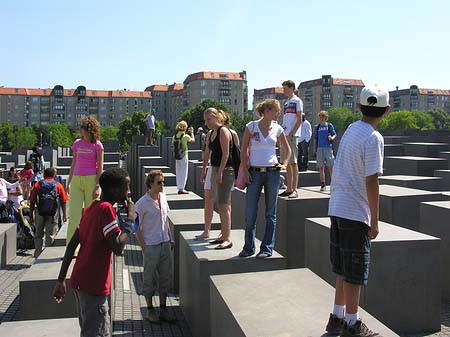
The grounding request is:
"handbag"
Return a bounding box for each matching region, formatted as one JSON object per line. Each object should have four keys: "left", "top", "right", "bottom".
{"left": 235, "top": 122, "right": 255, "bottom": 189}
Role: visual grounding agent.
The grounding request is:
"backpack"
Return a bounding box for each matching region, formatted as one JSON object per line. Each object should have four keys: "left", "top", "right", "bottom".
{"left": 36, "top": 180, "right": 58, "bottom": 216}
{"left": 230, "top": 131, "right": 241, "bottom": 179}
{"left": 173, "top": 134, "right": 185, "bottom": 160}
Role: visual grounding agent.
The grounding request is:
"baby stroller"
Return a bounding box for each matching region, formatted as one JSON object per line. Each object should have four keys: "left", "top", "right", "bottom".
{"left": 16, "top": 200, "right": 35, "bottom": 250}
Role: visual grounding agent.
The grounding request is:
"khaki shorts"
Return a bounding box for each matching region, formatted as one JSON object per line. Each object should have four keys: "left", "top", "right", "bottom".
{"left": 280, "top": 135, "right": 298, "bottom": 164}
{"left": 141, "top": 241, "right": 172, "bottom": 297}
{"left": 210, "top": 166, "right": 234, "bottom": 204}
{"left": 316, "top": 147, "right": 335, "bottom": 168}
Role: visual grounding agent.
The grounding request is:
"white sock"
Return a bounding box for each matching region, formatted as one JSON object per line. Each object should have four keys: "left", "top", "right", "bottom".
{"left": 332, "top": 304, "right": 346, "bottom": 319}
{"left": 345, "top": 313, "right": 358, "bottom": 326}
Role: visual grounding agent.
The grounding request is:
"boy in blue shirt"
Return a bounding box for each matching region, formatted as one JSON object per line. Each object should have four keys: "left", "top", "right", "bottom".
{"left": 313, "top": 110, "right": 336, "bottom": 191}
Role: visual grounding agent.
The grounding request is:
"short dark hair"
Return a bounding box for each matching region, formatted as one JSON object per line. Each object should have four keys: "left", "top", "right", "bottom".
{"left": 99, "top": 168, "right": 130, "bottom": 192}
{"left": 282, "top": 80, "right": 296, "bottom": 89}
{"left": 359, "top": 104, "right": 388, "bottom": 118}
{"left": 145, "top": 170, "right": 163, "bottom": 188}
{"left": 44, "top": 167, "right": 56, "bottom": 178}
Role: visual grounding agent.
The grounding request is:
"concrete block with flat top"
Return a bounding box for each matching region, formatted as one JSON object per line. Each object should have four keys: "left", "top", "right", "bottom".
{"left": 54, "top": 223, "right": 68, "bottom": 246}
{"left": 384, "top": 156, "right": 447, "bottom": 176}
{"left": 420, "top": 201, "right": 450, "bottom": 300}
{"left": 137, "top": 145, "right": 160, "bottom": 157}
{"left": 440, "top": 151, "right": 450, "bottom": 169}
{"left": 0, "top": 223, "right": 16, "bottom": 267}
{"left": 168, "top": 208, "right": 221, "bottom": 292}
{"left": 384, "top": 143, "right": 405, "bottom": 156}
{"left": 164, "top": 186, "right": 203, "bottom": 209}
{"left": 19, "top": 246, "right": 77, "bottom": 319}
{"left": 0, "top": 317, "right": 80, "bottom": 337}
{"left": 304, "top": 217, "right": 441, "bottom": 334}
{"left": 403, "top": 142, "right": 449, "bottom": 158}
{"left": 179, "top": 229, "right": 286, "bottom": 337}
{"left": 435, "top": 169, "right": 450, "bottom": 190}
{"left": 231, "top": 187, "right": 330, "bottom": 268}
{"left": 186, "top": 159, "right": 203, "bottom": 193}
{"left": 379, "top": 185, "right": 449, "bottom": 230}
{"left": 210, "top": 269, "right": 398, "bottom": 337}
{"left": 379, "top": 175, "right": 444, "bottom": 191}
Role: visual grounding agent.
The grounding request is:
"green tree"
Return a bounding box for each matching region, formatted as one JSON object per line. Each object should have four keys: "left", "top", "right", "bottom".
{"left": 100, "top": 126, "right": 119, "bottom": 142}
{"left": 0, "top": 123, "right": 14, "bottom": 151}
{"left": 411, "top": 110, "right": 434, "bottom": 130}
{"left": 178, "top": 99, "right": 232, "bottom": 130}
{"left": 8, "top": 126, "right": 37, "bottom": 151}
{"left": 46, "top": 124, "right": 73, "bottom": 147}
{"left": 327, "top": 107, "right": 361, "bottom": 132}
{"left": 428, "top": 109, "right": 450, "bottom": 129}
{"left": 118, "top": 111, "right": 148, "bottom": 152}
{"left": 155, "top": 120, "right": 170, "bottom": 137}
{"left": 378, "top": 111, "right": 418, "bottom": 131}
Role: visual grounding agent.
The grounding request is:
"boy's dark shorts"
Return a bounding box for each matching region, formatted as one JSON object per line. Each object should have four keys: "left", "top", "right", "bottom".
{"left": 330, "top": 216, "right": 371, "bottom": 285}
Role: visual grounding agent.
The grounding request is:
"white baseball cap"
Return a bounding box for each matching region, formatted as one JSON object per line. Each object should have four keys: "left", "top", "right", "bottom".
{"left": 360, "top": 85, "right": 389, "bottom": 108}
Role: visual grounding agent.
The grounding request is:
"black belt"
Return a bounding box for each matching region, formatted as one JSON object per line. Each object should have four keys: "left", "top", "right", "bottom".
{"left": 249, "top": 166, "right": 280, "bottom": 172}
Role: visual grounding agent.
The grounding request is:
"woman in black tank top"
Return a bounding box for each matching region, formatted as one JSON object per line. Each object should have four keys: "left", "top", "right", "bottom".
{"left": 201, "top": 108, "right": 234, "bottom": 250}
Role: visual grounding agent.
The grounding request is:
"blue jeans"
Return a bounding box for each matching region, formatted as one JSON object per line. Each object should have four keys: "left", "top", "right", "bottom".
{"left": 243, "top": 170, "right": 280, "bottom": 254}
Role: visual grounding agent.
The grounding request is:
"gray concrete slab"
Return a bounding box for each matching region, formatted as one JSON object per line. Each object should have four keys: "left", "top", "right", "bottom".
{"left": 142, "top": 165, "right": 172, "bottom": 174}
{"left": 403, "top": 142, "right": 449, "bottom": 158}
{"left": 194, "top": 165, "right": 206, "bottom": 197}
{"left": 305, "top": 217, "right": 441, "bottom": 334}
{"left": 379, "top": 175, "right": 444, "bottom": 192}
{"left": 187, "top": 149, "right": 203, "bottom": 161}
{"left": 384, "top": 156, "right": 448, "bottom": 176}
{"left": 53, "top": 223, "right": 68, "bottom": 246}
{"left": 379, "top": 185, "right": 450, "bottom": 230}
{"left": 384, "top": 143, "right": 405, "bottom": 156}
{"left": 137, "top": 145, "right": 160, "bottom": 157}
{"left": 420, "top": 201, "right": 450, "bottom": 301}
{"left": 19, "top": 246, "right": 77, "bottom": 319}
{"left": 186, "top": 159, "right": 202, "bottom": 193}
{"left": 179, "top": 230, "right": 286, "bottom": 337}
{"left": 440, "top": 151, "right": 450, "bottom": 169}
{"left": 383, "top": 135, "right": 411, "bottom": 144}
{"left": 165, "top": 188, "right": 204, "bottom": 210}
{"left": 0, "top": 223, "right": 16, "bottom": 268}
{"left": 168, "top": 209, "right": 221, "bottom": 293}
{"left": 56, "top": 156, "right": 73, "bottom": 166}
{"left": 232, "top": 187, "right": 330, "bottom": 268}
{"left": 435, "top": 170, "right": 450, "bottom": 190}
{"left": 210, "top": 269, "right": 398, "bottom": 337}
{"left": 0, "top": 317, "right": 80, "bottom": 336}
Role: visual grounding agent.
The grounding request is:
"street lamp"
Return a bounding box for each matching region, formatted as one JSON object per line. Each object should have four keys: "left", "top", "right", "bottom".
{"left": 49, "top": 131, "right": 53, "bottom": 148}
{"left": 40, "top": 132, "right": 43, "bottom": 147}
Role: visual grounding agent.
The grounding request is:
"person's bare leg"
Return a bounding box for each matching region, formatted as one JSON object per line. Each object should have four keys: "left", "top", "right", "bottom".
{"left": 343, "top": 281, "right": 361, "bottom": 315}
{"left": 328, "top": 166, "right": 333, "bottom": 179}
{"left": 196, "top": 189, "right": 213, "bottom": 238}
{"left": 292, "top": 163, "right": 298, "bottom": 192}
{"left": 334, "top": 275, "right": 345, "bottom": 306}
{"left": 218, "top": 200, "right": 232, "bottom": 244}
{"left": 320, "top": 166, "right": 325, "bottom": 184}
{"left": 286, "top": 164, "right": 293, "bottom": 193}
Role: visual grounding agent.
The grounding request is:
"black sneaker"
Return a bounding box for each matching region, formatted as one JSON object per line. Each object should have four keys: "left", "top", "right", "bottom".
{"left": 238, "top": 249, "right": 255, "bottom": 258}
{"left": 325, "top": 313, "right": 344, "bottom": 335}
{"left": 341, "top": 320, "right": 379, "bottom": 337}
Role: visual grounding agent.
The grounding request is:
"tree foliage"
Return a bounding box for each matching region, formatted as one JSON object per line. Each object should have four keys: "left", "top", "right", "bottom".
{"left": 9, "top": 125, "right": 37, "bottom": 151}
{"left": 118, "top": 111, "right": 148, "bottom": 152}
{"left": 378, "top": 110, "right": 435, "bottom": 131}
{"left": 327, "top": 107, "right": 361, "bottom": 132}
{"left": 428, "top": 109, "right": 450, "bottom": 129}
{"left": 46, "top": 124, "right": 73, "bottom": 147}
{"left": 100, "top": 126, "right": 119, "bottom": 142}
{"left": 178, "top": 99, "right": 249, "bottom": 132}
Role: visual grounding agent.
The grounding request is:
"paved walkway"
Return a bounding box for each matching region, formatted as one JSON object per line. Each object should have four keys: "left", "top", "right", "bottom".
{"left": 0, "top": 242, "right": 449, "bottom": 336}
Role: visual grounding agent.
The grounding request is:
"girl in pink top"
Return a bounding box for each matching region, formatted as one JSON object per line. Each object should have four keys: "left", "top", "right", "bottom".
{"left": 67, "top": 116, "right": 104, "bottom": 251}
{"left": 19, "top": 161, "right": 34, "bottom": 200}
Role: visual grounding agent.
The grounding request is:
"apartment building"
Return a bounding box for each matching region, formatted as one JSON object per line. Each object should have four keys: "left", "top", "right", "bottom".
{"left": 298, "top": 75, "right": 364, "bottom": 124}
{"left": 390, "top": 85, "right": 450, "bottom": 113}
{"left": 183, "top": 71, "right": 248, "bottom": 117}
{"left": 252, "top": 87, "right": 284, "bottom": 118}
{"left": 0, "top": 85, "right": 152, "bottom": 127}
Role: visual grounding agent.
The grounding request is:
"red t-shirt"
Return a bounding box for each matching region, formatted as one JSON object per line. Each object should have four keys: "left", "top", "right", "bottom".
{"left": 69, "top": 200, "right": 120, "bottom": 296}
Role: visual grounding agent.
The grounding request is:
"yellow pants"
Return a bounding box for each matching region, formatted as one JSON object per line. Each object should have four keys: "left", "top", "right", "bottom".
{"left": 67, "top": 175, "right": 99, "bottom": 247}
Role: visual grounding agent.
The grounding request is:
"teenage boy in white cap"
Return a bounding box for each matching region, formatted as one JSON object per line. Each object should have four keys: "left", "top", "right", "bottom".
{"left": 325, "top": 85, "right": 390, "bottom": 337}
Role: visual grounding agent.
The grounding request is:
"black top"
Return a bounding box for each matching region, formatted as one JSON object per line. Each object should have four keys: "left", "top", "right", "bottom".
{"left": 209, "top": 126, "right": 233, "bottom": 167}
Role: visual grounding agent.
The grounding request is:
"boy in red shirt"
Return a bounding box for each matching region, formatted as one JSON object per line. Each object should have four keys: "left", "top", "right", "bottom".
{"left": 29, "top": 167, "right": 68, "bottom": 258}
{"left": 53, "top": 168, "right": 135, "bottom": 337}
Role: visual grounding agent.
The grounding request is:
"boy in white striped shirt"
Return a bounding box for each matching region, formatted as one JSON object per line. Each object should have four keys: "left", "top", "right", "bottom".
{"left": 326, "top": 85, "right": 390, "bottom": 337}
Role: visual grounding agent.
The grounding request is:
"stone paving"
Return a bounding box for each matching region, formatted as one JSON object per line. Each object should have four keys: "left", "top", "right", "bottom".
{"left": 0, "top": 240, "right": 449, "bottom": 336}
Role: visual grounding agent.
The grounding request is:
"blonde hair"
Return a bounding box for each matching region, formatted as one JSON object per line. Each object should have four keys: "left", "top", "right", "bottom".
{"left": 80, "top": 116, "right": 100, "bottom": 143}
{"left": 204, "top": 107, "right": 226, "bottom": 124}
{"left": 255, "top": 99, "right": 281, "bottom": 117}
{"left": 318, "top": 110, "right": 329, "bottom": 121}
{"left": 176, "top": 120, "right": 188, "bottom": 132}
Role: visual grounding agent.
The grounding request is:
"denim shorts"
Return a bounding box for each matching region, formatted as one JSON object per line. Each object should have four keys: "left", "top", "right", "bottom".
{"left": 330, "top": 216, "right": 371, "bottom": 285}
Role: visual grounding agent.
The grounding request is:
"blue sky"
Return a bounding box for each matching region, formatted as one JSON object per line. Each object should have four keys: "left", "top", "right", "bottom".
{"left": 1, "top": 0, "right": 449, "bottom": 103}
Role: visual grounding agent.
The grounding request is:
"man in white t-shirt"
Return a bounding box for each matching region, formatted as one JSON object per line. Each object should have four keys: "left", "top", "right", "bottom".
{"left": 145, "top": 110, "right": 156, "bottom": 146}
{"left": 279, "top": 80, "right": 303, "bottom": 199}
{"left": 325, "top": 85, "right": 390, "bottom": 337}
{"left": 297, "top": 113, "right": 312, "bottom": 172}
